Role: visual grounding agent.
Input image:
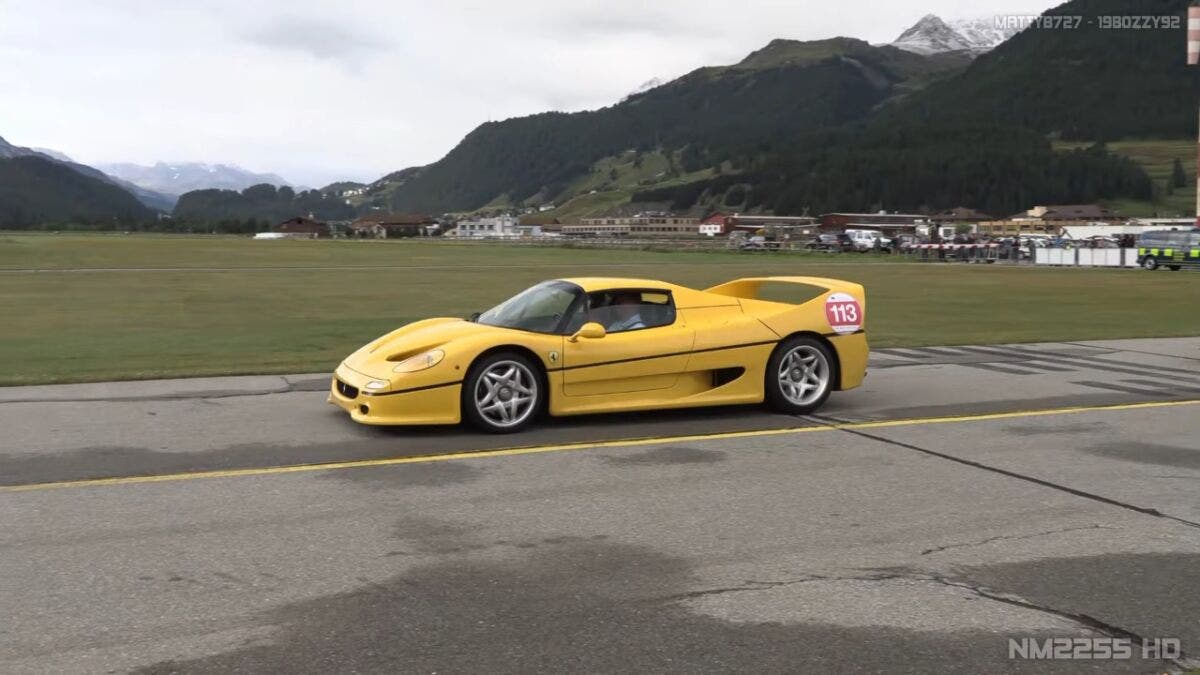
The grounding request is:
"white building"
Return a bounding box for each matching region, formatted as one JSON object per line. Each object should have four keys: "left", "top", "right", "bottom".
{"left": 1061, "top": 219, "right": 1197, "bottom": 240}
{"left": 454, "top": 215, "right": 520, "bottom": 238}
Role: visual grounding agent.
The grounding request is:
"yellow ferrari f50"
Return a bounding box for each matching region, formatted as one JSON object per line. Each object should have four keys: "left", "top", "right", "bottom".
{"left": 329, "top": 276, "right": 868, "bottom": 432}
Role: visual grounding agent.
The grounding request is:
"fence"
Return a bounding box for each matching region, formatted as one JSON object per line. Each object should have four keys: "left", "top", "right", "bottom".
{"left": 1035, "top": 248, "right": 1139, "bottom": 268}
{"left": 906, "top": 243, "right": 1005, "bottom": 263}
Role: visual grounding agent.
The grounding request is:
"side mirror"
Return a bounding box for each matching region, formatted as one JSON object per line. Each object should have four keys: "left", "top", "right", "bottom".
{"left": 568, "top": 322, "right": 606, "bottom": 342}
{"left": 467, "top": 311, "right": 481, "bottom": 322}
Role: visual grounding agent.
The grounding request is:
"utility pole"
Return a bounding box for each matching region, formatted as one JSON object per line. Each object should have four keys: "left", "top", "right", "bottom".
{"left": 1189, "top": 2, "right": 1200, "bottom": 223}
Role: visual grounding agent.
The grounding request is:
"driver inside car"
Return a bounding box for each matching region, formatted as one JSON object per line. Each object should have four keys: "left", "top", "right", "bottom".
{"left": 594, "top": 292, "right": 645, "bottom": 332}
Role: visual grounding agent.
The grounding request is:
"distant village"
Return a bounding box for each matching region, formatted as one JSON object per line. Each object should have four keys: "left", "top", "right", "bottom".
{"left": 259, "top": 203, "right": 1196, "bottom": 246}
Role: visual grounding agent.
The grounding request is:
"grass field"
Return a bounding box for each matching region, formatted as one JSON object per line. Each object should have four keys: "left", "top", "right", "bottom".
{"left": 2, "top": 234, "right": 1199, "bottom": 385}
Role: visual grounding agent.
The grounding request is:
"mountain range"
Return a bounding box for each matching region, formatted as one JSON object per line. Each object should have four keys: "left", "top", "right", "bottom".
{"left": 890, "top": 14, "right": 1021, "bottom": 55}
{"left": 0, "top": 137, "right": 154, "bottom": 226}
{"left": 0, "top": 136, "right": 174, "bottom": 213}
{"left": 351, "top": 36, "right": 972, "bottom": 215}
{"left": 349, "top": 0, "right": 1185, "bottom": 219}
{"left": 1, "top": 0, "right": 1194, "bottom": 228}
{"left": 97, "top": 162, "right": 295, "bottom": 198}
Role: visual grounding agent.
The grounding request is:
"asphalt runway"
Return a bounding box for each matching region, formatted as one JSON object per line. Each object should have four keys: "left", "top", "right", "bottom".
{"left": 2, "top": 337, "right": 1199, "bottom": 673}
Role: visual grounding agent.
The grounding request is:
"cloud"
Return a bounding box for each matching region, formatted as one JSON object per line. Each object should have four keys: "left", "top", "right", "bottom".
{"left": 242, "top": 15, "right": 389, "bottom": 66}
{"left": 0, "top": 0, "right": 1059, "bottom": 187}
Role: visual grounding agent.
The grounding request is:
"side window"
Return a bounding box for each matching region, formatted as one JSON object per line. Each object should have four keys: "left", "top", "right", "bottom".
{"left": 586, "top": 290, "right": 676, "bottom": 334}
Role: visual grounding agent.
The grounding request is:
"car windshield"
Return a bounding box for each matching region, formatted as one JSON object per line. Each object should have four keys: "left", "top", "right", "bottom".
{"left": 476, "top": 280, "right": 583, "bottom": 334}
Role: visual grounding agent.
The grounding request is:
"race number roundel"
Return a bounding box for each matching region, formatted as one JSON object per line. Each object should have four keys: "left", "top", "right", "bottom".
{"left": 824, "top": 292, "right": 862, "bottom": 334}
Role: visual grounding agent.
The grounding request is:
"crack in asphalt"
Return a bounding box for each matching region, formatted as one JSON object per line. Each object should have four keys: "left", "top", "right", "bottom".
{"left": 806, "top": 414, "right": 1200, "bottom": 531}
{"left": 653, "top": 574, "right": 850, "bottom": 602}
{"left": 919, "top": 572, "right": 1200, "bottom": 670}
{"left": 919, "top": 525, "right": 1116, "bottom": 556}
{"left": 664, "top": 569, "right": 1200, "bottom": 670}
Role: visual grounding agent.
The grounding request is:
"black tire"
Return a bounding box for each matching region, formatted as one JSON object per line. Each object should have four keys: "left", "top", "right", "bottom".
{"left": 1142, "top": 257, "right": 1159, "bottom": 270}
{"left": 1169, "top": 265, "right": 1182, "bottom": 271}
{"left": 764, "top": 336, "right": 838, "bottom": 415}
{"left": 461, "top": 351, "right": 543, "bottom": 433}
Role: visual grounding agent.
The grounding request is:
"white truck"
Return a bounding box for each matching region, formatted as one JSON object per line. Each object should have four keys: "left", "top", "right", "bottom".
{"left": 844, "top": 228, "right": 892, "bottom": 252}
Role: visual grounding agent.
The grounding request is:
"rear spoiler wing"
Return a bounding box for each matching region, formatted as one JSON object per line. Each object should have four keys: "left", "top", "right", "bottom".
{"left": 704, "top": 276, "right": 864, "bottom": 303}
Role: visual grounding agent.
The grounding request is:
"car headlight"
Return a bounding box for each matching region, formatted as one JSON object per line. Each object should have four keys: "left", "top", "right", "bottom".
{"left": 392, "top": 349, "right": 445, "bottom": 373}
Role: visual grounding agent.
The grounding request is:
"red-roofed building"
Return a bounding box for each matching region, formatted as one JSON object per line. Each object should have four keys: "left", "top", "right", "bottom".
{"left": 350, "top": 213, "right": 437, "bottom": 238}
{"left": 274, "top": 217, "right": 330, "bottom": 238}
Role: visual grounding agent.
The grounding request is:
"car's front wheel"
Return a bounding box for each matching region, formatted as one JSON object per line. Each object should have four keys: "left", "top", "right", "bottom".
{"left": 1142, "top": 257, "right": 1159, "bottom": 270}
{"left": 764, "top": 336, "right": 836, "bottom": 415}
{"left": 462, "top": 352, "right": 542, "bottom": 433}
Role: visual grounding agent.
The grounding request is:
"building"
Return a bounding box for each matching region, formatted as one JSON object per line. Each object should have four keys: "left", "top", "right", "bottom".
{"left": 567, "top": 212, "right": 705, "bottom": 237}
{"left": 1061, "top": 218, "right": 1199, "bottom": 240}
{"left": 1127, "top": 217, "right": 1197, "bottom": 230}
{"left": 724, "top": 214, "right": 819, "bottom": 236}
{"left": 350, "top": 213, "right": 436, "bottom": 238}
{"left": 561, "top": 223, "right": 633, "bottom": 237}
{"left": 518, "top": 214, "right": 563, "bottom": 233}
{"left": 1018, "top": 204, "right": 1119, "bottom": 222}
{"left": 819, "top": 212, "right": 929, "bottom": 236}
{"left": 930, "top": 207, "right": 992, "bottom": 224}
{"left": 699, "top": 212, "right": 730, "bottom": 235}
{"left": 454, "top": 215, "right": 521, "bottom": 238}
{"left": 977, "top": 204, "right": 1122, "bottom": 236}
{"left": 580, "top": 213, "right": 699, "bottom": 227}
{"left": 273, "top": 217, "right": 329, "bottom": 238}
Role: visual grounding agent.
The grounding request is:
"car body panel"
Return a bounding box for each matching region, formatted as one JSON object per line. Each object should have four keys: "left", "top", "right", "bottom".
{"left": 329, "top": 275, "right": 868, "bottom": 426}
{"left": 562, "top": 321, "right": 696, "bottom": 396}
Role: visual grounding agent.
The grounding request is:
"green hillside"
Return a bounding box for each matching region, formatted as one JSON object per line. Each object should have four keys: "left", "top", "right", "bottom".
{"left": 354, "top": 0, "right": 1200, "bottom": 220}
{"left": 635, "top": 125, "right": 1151, "bottom": 217}
{"left": 1055, "top": 139, "right": 1196, "bottom": 217}
{"left": 880, "top": 0, "right": 1200, "bottom": 140}
{"left": 0, "top": 156, "right": 154, "bottom": 227}
{"left": 379, "top": 38, "right": 967, "bottom": 214}
{"left": 172, "top": 184, "right": 357, "bottom": 231}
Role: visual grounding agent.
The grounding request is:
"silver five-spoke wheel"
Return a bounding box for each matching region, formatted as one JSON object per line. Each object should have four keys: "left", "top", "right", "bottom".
{"left": 765, "top": 336, "right": 836, "bottom": 414}
{"left": 776, "top": 344, "right": 830, "bottom": 406}
{"left": 473, "top": 359, "right": 538, "bottom": 429}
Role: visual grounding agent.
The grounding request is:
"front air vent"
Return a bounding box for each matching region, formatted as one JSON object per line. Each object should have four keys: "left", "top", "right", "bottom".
{"left": 336, "top": 379, "right": 359, "bottom": 399}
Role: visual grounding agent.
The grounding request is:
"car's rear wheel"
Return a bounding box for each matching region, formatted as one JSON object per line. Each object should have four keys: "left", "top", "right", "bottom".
{"left": 462, "top": 352, "right": 542, "bottom": 433}
{"left": 764, "top": 336, "right": 836, "bottom": 415}
{"left": 1168, "top": 265, "right": 1182, "bottom": 271}
{"left": 1142, "top": 257, "right": 1159, "bottom": 270}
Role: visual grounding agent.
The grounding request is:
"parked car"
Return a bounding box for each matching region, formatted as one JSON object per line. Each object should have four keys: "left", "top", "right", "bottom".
{"left": 806, "top": 233, "right": 853, "bottom": 252}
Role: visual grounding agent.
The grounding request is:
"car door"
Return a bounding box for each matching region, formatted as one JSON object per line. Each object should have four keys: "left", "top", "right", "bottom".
{"left": 562, "top": 289, "right": 695, "bottom": 397}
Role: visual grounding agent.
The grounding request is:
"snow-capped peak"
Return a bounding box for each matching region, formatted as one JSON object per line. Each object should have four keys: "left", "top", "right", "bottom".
{"left": 891, "top": 14, "right": 1020, "bottom": 55}
{"left": 96, "top": 161, "right": 295, "bottom": 196}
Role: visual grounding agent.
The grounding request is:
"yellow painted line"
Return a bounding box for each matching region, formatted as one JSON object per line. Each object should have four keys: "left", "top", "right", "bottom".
{"left": 3, "top": 398, "right": 1198, "bottom": 494}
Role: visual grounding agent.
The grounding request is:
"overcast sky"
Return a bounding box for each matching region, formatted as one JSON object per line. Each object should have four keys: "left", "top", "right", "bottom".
{"left": 0, "top": 0, "right": 1057, "bottom": 186}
